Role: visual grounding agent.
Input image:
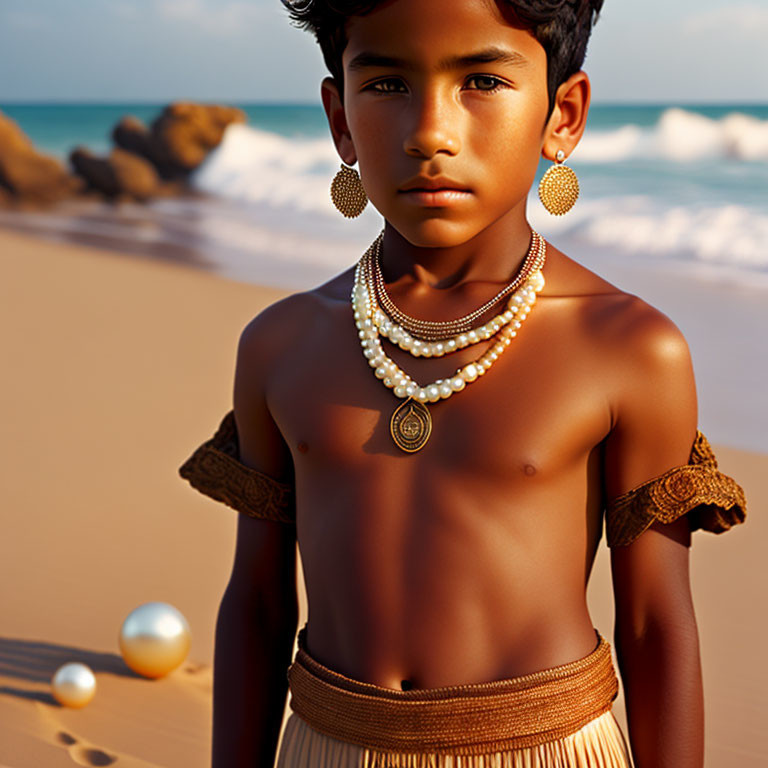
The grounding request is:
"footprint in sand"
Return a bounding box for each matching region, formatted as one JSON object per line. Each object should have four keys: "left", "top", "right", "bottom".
{"left": 71, "top": 746, "right": 118, "bottom": 766}
{"left": 53, "top": 730, "right": 118, "bottom": 765}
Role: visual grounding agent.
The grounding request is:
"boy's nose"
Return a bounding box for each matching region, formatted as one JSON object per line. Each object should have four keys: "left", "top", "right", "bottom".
{"left": 402, "top": 91, "right": 461, "bottom": 158}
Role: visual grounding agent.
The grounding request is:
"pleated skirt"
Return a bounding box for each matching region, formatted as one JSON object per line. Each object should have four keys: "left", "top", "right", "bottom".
{"left": 276, "top": 708, "right": 633, "bottom": 767}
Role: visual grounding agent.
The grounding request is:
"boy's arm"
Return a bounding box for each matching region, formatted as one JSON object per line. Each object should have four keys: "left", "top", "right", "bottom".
{"left": 603, "top": 305, "right": 703, "bottom": 768}
{"left": 212, "top": 309, "right": 299, "bottom": 768}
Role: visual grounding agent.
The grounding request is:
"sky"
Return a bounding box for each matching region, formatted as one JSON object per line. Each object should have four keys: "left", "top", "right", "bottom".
{"left": 0, "top": 0, "right": 766, "bottom": 104}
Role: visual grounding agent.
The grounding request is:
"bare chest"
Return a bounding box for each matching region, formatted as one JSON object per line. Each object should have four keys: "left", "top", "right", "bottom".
{"left": 267, "top": 297, "right": 613, "bottom": 484}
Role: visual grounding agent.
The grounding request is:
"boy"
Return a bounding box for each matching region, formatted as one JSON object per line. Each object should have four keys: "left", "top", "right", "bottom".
{"left": 179, "top": 1, "right": 747, "bottom": 766}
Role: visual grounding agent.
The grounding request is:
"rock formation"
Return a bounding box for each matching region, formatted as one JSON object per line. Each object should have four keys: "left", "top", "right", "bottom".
{"left": 0, "top": 102, "right": 246, "bottom": 208}
{"left": 0, "top": 112, "right": 82, "bottom": 207}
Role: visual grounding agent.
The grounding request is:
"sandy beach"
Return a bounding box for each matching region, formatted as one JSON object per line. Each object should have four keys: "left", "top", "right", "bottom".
{"left": 0, "top": 226, "right": 765, "bottom": 767}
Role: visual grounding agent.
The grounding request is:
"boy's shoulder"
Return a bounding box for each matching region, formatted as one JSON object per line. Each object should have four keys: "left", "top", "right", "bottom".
{"left": 236, "top": 267, "right": 355, "bottom": 359}
{"left": 546, "top": 245, "right": 688, "bottom": 353}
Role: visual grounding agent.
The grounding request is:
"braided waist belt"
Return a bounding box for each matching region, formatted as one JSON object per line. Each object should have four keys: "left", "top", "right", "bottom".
{"left": 286, "top": 625, "right": 620, "bottom": 756}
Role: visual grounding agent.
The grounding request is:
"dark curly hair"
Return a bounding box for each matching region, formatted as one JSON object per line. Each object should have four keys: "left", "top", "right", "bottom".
{"left": 281, "top": 0, "right": 604, "bottom": 118}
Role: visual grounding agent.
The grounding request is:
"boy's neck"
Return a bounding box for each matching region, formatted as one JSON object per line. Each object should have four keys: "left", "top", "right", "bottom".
{"left": 380, "top": 210, "right": 535, "bottom": 289}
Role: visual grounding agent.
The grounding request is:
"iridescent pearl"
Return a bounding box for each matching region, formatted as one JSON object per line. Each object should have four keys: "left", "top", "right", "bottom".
{"left": 451, "top": 376, "right": 465, "bottom": 392}
{"left": 439, "top": 383, "right": 452, "bottom": 398}
{"left": 427, "top": 385, "right": 441, "bottom": 402}
{"left": 394, "top": 384, "right": 407, "bottom": 398}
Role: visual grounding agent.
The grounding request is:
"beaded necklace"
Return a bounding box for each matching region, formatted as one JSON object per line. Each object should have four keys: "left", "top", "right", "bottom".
{"left": 370, "top": 229, "right": 545, "bottom": 340}
{"left": 352, "top": 233, "right": 547, "bottom": 452}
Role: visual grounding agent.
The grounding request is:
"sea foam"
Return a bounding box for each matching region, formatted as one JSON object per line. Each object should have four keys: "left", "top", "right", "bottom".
{"left": 574, "top": 108, "right": 768, "bottom": 163}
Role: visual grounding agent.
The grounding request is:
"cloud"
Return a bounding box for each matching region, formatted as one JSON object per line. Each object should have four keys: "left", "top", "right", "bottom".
{"left": 156, "top": 0, "right": 267, "bottom": 36}
{"left": 683, "top": 4, "right": 768, "bottom": 40}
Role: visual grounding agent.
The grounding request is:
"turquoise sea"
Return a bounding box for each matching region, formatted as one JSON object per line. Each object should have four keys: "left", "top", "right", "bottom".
{"left": 1, "top": 102, "right": 766, "bottom": 451}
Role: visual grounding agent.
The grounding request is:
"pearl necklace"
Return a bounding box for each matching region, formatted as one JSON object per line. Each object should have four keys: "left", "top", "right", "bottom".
{"left": 352, "top": 237, "right": 546, "bottom": 452}
{"left": 370, "top": 229, "right": 545, "bottom": 340}
{"left": 362, "top": 234, "right": 547, "bottom": 357}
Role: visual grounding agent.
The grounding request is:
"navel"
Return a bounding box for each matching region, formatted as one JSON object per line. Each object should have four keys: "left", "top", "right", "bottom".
{"left": 523, "top": 463, "right": 537, "bottom": 476}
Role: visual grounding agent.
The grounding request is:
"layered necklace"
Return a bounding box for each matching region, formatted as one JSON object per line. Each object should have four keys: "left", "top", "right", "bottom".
{"left": 351, "top": 229, "right": 547, "bottom": 452}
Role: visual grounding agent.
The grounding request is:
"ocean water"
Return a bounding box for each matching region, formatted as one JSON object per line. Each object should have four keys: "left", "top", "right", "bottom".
{"left": 1, "top": 102, "right": 767, "bottom": 451}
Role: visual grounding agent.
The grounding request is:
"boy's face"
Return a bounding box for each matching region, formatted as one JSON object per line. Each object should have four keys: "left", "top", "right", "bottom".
{"left": 331, "top": 0, "right": 553, "bottom": 247}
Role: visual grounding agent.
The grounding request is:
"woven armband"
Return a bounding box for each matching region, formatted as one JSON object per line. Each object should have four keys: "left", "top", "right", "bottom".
{"left": 605, "top": 429, "right": 746, "bottom": 547}
{"left": 178, "top": 410, "right": 295, "bottom": 524}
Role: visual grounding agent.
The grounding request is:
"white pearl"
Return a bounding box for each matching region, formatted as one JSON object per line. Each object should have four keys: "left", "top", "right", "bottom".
{"left": 491, "top": 322, "right": 500, "bottom": 333}
{"left": 383, "top": 377, "right": 394, "bottom": 387}
{"left": 434, "top": 343, "right": 445, "bottom": 356}
{"left": 363, "top": 348, "right": 376, "bottom": 359}
{"left": 451, "top": 376, "right": 465, "bottom": 392}
{"left": 394, "top": 384, "right": 407, "bottom": 398}
{"left": 427, "top": 385, "right": 441, "bottom": 402}
{"left": 446, "top": 340, "right": 457, "bottom": 352}
{"left": 512, "top": 295, "right": 524, "bottom": 306}
{"left": 468, "top": 330, "right": 478, "bottom": 344}
{"left": 439, "top": 383, "right": 452, "bottom": 398}
{"left": 457, "top": 334, "right": 469, "bottom": 348}
{"left": 416, "top": 388, "right": 429, "bottom": 402}
{"left": 375, "top": 366, "right": 387, "bottom": 378}
{"left": 461, "top": 364, "right": 479, "bottom": 383}
{"left": 406, "top": 383, "right": 417, "bottom": 396}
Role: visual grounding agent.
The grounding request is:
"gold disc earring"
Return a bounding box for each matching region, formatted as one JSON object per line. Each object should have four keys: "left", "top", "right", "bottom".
{"left": 538, "top": 149, "right": 579, "bottom": 216}
{"left": 330, "top": 163, "right": 368, "bottom": 218}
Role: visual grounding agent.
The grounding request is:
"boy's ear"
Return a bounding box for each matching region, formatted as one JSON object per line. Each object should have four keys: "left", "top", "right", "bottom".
{"left": 541, "top": 71, "right": 591, "bottom": 162}
{"left": 320, "top": 76, "right": 358, "bottom": 166}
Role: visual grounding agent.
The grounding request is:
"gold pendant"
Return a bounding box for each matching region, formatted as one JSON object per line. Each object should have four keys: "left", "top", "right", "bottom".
{"left": 390, "top": 398, "right": 432, "bottom": 453}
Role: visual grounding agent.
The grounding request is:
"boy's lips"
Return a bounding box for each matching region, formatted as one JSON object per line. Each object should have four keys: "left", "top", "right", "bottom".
{"left": 399, "top": 175, "right": 471, "bottom": 192}
{"left": 398, "top": 176, "right": 473, "bottom": 206}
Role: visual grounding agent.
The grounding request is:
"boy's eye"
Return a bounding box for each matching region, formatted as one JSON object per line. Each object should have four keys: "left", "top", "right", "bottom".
{"left": 466, "top": 75, "right": 505, "bottom": 92}
{"left": 368, "top": 79, "right": 406, "bottom": 94}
